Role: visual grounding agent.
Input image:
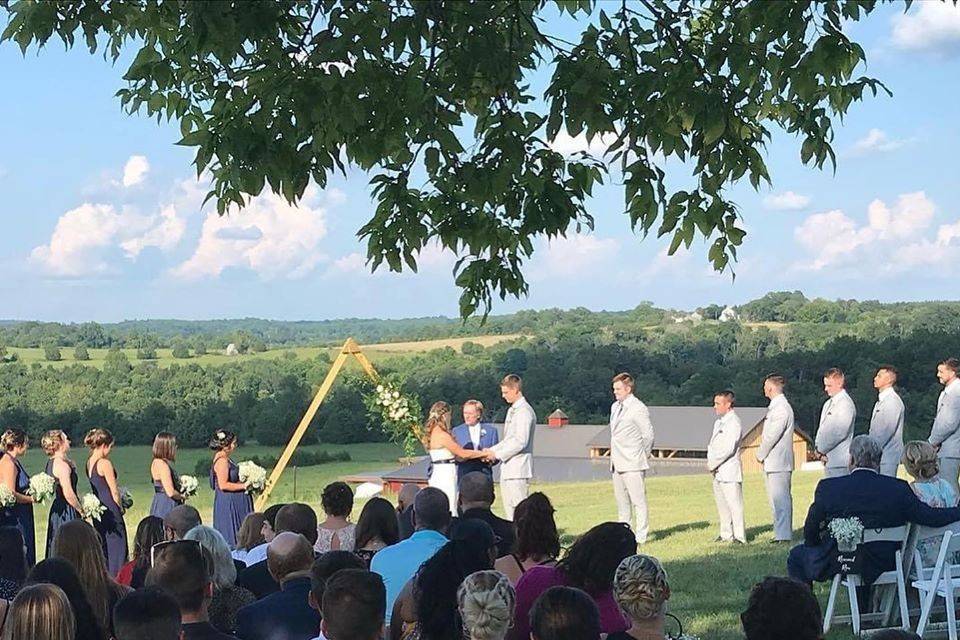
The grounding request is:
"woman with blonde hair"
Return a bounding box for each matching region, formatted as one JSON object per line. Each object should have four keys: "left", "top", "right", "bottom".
{"left": 52, "top": 520, "right": 130, "bottom": 638}
{"left": 42, "top": 430, "right": 82, "bottom": 558}
{"left": 84, "top": 428, "right": 127, "bottom": 575}
{"left": 2, "top": 583, "right": 75, "bottom": 640}
{"left": 458, "top": 570, "right": 516, "bottom": 640}
{"left": 607, "top": 554, "right": 677, "bottom": 640}
{"left": 903, "top": 440, "right": 959, "bottom": 508}
{"left": 424, "top": 401, "right": 486, "bottom": 515}
{"left": 0, "top": 428, "right": 35, "bottom": 566}
{"left": 149, "top": 431, "right": 184, "bottom": 519}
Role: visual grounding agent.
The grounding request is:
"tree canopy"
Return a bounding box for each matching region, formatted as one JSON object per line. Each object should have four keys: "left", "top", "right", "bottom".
{"left": 2, "top": 0, "right": 892, "bottom": 316}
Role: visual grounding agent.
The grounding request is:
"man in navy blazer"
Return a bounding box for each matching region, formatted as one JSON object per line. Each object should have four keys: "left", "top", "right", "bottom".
{"left": 452, "top": 399, "right": 500, "bottom": 482}
{"left": 236, "top": 532, "right": 320, "bottom": 640}
{"left": 788, "top": 435, "right": 960, "bottom": 586}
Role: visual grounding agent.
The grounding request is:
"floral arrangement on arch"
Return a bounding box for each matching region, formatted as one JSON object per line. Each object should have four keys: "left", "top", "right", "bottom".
{"left": 364, "top": 376, "right": 423, "bottom": 456}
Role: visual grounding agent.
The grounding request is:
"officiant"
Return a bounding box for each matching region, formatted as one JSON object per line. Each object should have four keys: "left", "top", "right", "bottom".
{"left": 453, "top": 399, "right": 500, "bottom": 482}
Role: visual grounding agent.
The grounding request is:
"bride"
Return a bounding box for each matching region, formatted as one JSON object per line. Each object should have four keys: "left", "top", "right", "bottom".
{"left": 423, "top": 401, "right": 487, "bottom": 515}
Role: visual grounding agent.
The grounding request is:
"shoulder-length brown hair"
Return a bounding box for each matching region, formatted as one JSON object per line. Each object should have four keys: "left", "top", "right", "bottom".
{"left": 235, "top": 512, "right": 266, "bottom": 552}
{"left": 53, "top": 520, "right": 125, "bottom": 634}
{"left": 2, "top": 582, "right": 75, "bottom": 640}
{"left": 152, "top": 432, "right": 177, "bottom": 461}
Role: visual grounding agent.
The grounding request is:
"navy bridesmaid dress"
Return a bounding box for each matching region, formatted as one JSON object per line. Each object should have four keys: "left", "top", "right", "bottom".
{"left": 149, "top": 460, "right": 182, "bottom": 519}
{"left": 45, "top": 459, "right": 80, "bottom": 557}
{"left": 0, "top": 452, "right": 36, "bottom": 566}
{"left": 210, "top": 457, "right": 252, "bottom": 548}
{"left": 87, "top": 460, "right": 128, "bottom": 575}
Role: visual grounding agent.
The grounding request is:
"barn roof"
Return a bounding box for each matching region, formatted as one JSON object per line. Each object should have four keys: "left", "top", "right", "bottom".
{"left": 586, "top": 406, "right": 769, "bottom": 451}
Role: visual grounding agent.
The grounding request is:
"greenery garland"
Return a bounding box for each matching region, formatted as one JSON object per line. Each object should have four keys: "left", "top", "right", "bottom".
{"left": 364, "top": 376, "right": 423, "bottom": 456}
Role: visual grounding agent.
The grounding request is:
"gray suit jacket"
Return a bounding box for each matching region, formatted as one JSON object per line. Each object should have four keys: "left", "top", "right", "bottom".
{"left": 816, "top": 389, "right": 856, "bottom": 470}
{"left": 757, "top": 394, "right": 795, "bottom": 472}
{"left": 707, "top": 411, "right": 743, "bottom": 483}
{"left": 489, "top": 396, "right": 536, "bottom": 480}
{"left": 930, "top": 380, "right": 960, "bottom": 458}
{"left": 609, "top": 394, "right": 655, "bottom": 473}
{"left": 869, "top": 388, "right": 905, "bottom": 469}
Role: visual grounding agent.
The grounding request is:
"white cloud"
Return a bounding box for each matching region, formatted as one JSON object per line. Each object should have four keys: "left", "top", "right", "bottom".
{"left": 122, "top": 155, "right": 150, "bottom": 187}
{"left": 794, "top": 191, "right": 940, "bottom": 271}
{"left": 763, "top": 191, "right": 811, "bottom": 211}
{"left": 530, "top": 233, "right": 621, "bottom": 280}
{"left": 891, "top": 2, "right": 960, "bottom": 52}
{"left": 330, "top": 252, "right": 368, "bottom": 274}
{"left": 850, "top": 128, "right": 907, "bottom": 156}
{"left": 119, "top": 205, "right": 187, "bottom": 258}
{"left": 170, "top": 189, "right": 329, "bottom": 280}
{"left": 548, "top": 131, "right": 618, "bottom": 156}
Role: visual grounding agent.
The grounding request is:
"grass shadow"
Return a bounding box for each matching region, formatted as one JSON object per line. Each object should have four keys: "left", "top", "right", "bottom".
{"left": 648, "top": 520, "right": 710, "bottom": 542}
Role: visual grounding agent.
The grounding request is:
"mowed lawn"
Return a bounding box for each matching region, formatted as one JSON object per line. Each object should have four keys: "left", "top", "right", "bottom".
{"left": 20, "top": 444, "right": 847, "bottom": 639}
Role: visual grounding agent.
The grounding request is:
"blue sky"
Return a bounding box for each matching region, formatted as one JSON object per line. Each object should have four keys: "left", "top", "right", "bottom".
{"left": 2, "top": 2, "right": 960, "bottom": 322}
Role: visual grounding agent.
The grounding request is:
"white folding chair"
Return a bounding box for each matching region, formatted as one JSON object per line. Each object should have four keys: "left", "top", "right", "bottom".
{"left": 913, "top": 529, "right": 960, "bottom": 639}
{"left": 823, "top": 524, "right": 912, "bottom": 636}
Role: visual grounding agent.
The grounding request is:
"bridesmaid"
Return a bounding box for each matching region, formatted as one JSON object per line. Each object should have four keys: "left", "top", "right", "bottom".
{"left": 209, "top": 429, "right": 251, "bottom": 548}
{"left": 42, "top": 429, "right": 82, "bottom": 557}
{"left": 149, "top": 431, "right": 184, "bottom": 518}
{"left": 0, "top": 429, "right": 36, "bottom": 566}
{"left": 84, "top": 428, "right": 128, "bottom": 575}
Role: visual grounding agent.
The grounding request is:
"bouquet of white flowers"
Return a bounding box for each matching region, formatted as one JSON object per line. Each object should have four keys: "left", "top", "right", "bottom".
{"left": 28, "top": 473, "right": 56, "bottom": 505}
{"left": 364, "top": 378, "right": 423, "bottom": 455}
{"left": 80, "top": 493, "right": 106, "bottom": 522}
{"left": 119, "top": 487, "right": 134, "bottom": 510}
{"left": 828, "top": 516, "right": 864, "bottom": 552}
{"left": 238, "top": 461, "right": 267, "bottom": 495}
{"left": 179, "top": 475, "right": 199, "bottom": 499}
{"left": 0, "top": 483, "right": 14, "bottom": 508}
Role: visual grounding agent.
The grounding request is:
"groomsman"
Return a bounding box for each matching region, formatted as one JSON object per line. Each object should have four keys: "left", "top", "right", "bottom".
{"left": 708, "top": 390, "right": 746, "bottom": 544}
{"left": 756, "top": 374, "right": 795, "bottom": 543}
{"left": 930, "top": 358, "right": 960, "bottom": 493}
{"left": 483, "top": 374, "right": 536, "bottom": 520}
{"left": 869, "top": 365, "right": 905, "bottom": 477}
{"left": 815, "top": 368, "right": 857, "bottom": 478}
{"left": 452, "top": 399, "right": 500, "bottom": 482}
{"left": 608, "top": 373, "right": 656, "bottom": 544}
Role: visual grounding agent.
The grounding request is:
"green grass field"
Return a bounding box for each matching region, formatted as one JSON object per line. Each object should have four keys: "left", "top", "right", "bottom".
{"left": 20, "top": 444, "right": 853, "bottom": 638}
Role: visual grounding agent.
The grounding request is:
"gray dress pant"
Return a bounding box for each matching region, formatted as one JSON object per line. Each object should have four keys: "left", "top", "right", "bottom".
{"left": 939, "top": 456, "right": 960, "bottom": 495}
{"left": 823, "top": 466, "right": 849, "bottom": 478}
{"left": 764, "top": 471, "right": 793, "bottom": 541}
{"left": 612, "top": 470, "right": 648, "bottom": 544}
{"left": 712, "top": 478, "right": 746, "bottom": 543}
{"left": 500, "top": 478, "right": 529, "bottom": 520}
{"left": 879, "top": 462, "right": 899, "bottom": 478}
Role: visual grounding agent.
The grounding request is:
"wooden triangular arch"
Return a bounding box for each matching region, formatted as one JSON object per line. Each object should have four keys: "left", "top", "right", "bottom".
{"left": 254, "top": 337, "right": 380, "bottom": 510}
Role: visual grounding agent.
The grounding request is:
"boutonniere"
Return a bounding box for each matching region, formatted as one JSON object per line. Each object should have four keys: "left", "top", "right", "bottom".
{"left": 480, "top": 429, "right": 486, "bottom": 436}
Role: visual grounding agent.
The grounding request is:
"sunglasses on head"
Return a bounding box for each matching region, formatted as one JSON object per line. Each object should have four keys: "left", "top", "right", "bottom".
{"left": 150, "top": 539, "right": 205, "bottom": 568}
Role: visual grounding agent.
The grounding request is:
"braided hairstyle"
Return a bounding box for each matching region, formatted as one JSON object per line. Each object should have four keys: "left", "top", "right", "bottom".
{"left": 457, "top": 570, "right": 515, "bottom": 640}
{"left": 613, "top": 554, "right": 670, "bottom": 621}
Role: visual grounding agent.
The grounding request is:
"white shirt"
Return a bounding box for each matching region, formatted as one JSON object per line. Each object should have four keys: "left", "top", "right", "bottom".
{"left": 469, "top": 423, "right": 482, "bottom": 449}
{"left": 878, "top": 387, "right": 895, "bottom": 402}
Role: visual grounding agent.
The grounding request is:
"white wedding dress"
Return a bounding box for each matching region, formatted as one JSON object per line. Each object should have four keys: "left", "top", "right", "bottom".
{"left": 428, "top": 448, "right": 458, "bottom": 515}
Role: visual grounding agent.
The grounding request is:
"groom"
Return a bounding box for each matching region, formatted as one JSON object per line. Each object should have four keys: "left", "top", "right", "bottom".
{"left": 483, "top": 374, "right": 536, "bottom": 520}
{"left": 452, "top": 399, "right": 500, "bottom": 482}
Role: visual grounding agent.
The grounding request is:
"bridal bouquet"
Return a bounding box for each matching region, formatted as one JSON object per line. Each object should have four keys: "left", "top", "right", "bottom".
{"left": 828, "top": 517, "right": 864, "bottom": 552}
{"left": 119, "top": 487, "right": 134, "bottom": 510}
{"left": 238, "top": 461, "right": 267, "bottom": 495}
{"left": 80, "top": 493, "right": 106, "bottom": 522}
{"left": 179, "top": 474, "right": 199, "bottom": 499}
{"left": 28, "top": 473, "right": 55, "bottom": 505}
{"left": 0, "top": 484, "right": 14, "bottom": 508}
{"left": 364, "top": 377, "right": 423, "bottom": 455}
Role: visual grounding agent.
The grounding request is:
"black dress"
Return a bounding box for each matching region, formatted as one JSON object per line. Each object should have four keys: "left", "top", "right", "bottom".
{"left": 45, "top": 459, "right": 80, "bottom": 558}
{"left": 0, "top": 452, "right": 35, "bottom": 566}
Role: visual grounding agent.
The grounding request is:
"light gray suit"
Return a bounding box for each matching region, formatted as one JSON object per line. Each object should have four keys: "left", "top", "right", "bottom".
{"left": 707, "top": 410, "right": 745, "bottom": 542}
{"left": 815, "top": 389, "right": 856, "bottom": 478}
{"left": 930, "top": 379, "right": 960, "bottom": 494}
{"left": 756, "top": 394, "right": 795, "bottom": 541}
{"left": 489, "top": 395, "right": 536, "bottom": 520}
{"left": 609, "top": 394, "right": 655, "bottom": 543}
{"left": 869, "top": 387, "right": 905, "bottom": 477}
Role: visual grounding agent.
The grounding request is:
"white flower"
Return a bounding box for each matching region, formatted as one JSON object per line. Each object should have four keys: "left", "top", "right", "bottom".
{"left": 238, "top": 461, "right": 268, "bottom": 495}
{"left": 179, "top": 475, "right": 199, "bottom": 498}
{"left": 829, "top": 517, "right": 864, "bottom": 551}
{"left": 0, "top": 484, "right": 14, "bottom": 508}
{"left": 392, "top": 391, "right": 400, "bottom": 398}
{"left": 80, "top": 493, "right": 106, "bottom": 522}
{"left": 28, "top": 473, "right": 56, "bottom": 505}
{"left": 376, "top": 385, "right": 384, "bottom": 393}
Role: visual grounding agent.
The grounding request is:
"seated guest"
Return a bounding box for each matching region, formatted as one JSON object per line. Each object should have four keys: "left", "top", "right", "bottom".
{"left": 237, "top": 503, "right": 317, "bottom": 599}
{"left": 396, "top": 483, "right": 420, "bottom": 541}
{"left": 232, "top": 513, "right": 267, "bottom": 567}
{"left": 607, "top": 555, "right": 673, "bottom": 640}
{"left": 147, "top": 538, "right": 236, "bottom": 640}
{"left": 457, "top": 472, "right": 516, "bottom": 558}
{"left": 529, "top": 586, "right": 601, "bottom": 640}
{"left": 903, "top": 441, "right": 959, "bottom": 507}
{"left": 510, "top": 522, "right": 636, "bottom": 640}
{"left": 0, "top": 526, "right": 27, "bottom": 599}
{"left": 53, "top": 520, "right": 131, "bottom": 638}
{"left": 353, "top": 497, "right": 400, "bottom": 567}
{"left": 788, "top": 435, "right": 960, "bottom": 586}
{"left": 117, "top": 516, "right": 165, "bottom": 588}
{"left": 390, "top": 520, "right": 498, "bottom": 640}
{"left": 741, "top": 576, "right": 821, "bottom": 640}
{"left": 494, "top": 493, "right": 560, "bottom": 585}
{"left": 371, "top": 487, "right": 450, "bottom": 624}
{"left": 113, "top": 586, "right": 182, "bottom": 640}
{"left": 320, "top": 569, "right": 386, "bottom": 640}
{"left": 164, "top": 505, "right": 202, "bottom": 541}
{"left": 307, "top": 551, "right": 367, "bottom": 640}
{"left": 234, "top": 504, "right": 283, "bottom": 570}
{"left": 185, "top": 526, "right": 255, "bottom": 636}
{"left": 458, "top": 570, "right": 516, "bottom": 640}
{"left": 236, "top": 532, "right": 319, "bottom": 640}
{"left": 3, "top": 583, "right": 75, "bottom": 640}
{"left": 315, "top": 482, "right": 356, "bottom": 553}
{"left": 26, "top": 558, "right": 104, "bottom": 640}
